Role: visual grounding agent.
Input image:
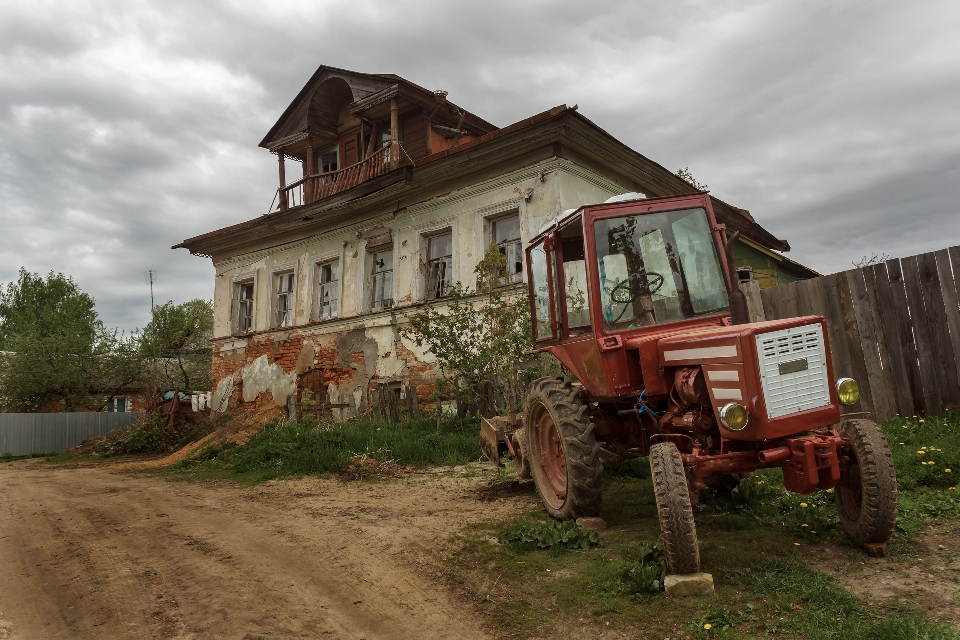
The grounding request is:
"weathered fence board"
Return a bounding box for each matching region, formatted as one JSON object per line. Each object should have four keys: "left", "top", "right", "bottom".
{"left": 902, "top": 255, "right": 943, "bottom": 416}
{"left": 757, "top": 244, "right": 960, "bottom": 420}
{"left": 0, "top": 412, "right": 139, "bottom": 456}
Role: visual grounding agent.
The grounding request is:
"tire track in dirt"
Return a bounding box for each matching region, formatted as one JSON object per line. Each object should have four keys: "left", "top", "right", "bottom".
{"left": 0, "top": 462, "right": 532, "bottom": 639}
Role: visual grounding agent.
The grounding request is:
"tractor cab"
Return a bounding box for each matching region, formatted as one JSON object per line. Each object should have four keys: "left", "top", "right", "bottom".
{"left": 526, "top": 192, "right": 735, "bottom": 401}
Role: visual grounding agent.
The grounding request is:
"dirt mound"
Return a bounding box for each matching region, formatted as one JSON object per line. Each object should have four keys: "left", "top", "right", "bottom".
{"left": 106, "top": 405, "right": 284, "bottom": 471}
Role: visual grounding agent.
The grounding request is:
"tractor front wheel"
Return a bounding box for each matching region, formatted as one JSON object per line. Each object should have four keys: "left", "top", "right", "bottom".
{"left": 835, "top": 419, "right": 898, "bottom": 545}
{"left": 525, "top": 378, "right": 602, "bottom": 520}
{"left": 650, "top": 442, "right": 700, "bottom": 574}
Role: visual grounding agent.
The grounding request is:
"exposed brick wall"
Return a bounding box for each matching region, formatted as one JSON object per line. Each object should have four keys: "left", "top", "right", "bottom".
{"left": 212, "top": 327, "right": 441, "bottom": 413}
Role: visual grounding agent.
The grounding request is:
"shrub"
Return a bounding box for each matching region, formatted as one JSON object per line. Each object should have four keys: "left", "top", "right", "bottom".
{"left": 83, "top": 413, "right": 211, "bottom": 456}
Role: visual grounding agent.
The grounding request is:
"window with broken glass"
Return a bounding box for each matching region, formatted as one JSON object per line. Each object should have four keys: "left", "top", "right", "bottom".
{"left": 275, "top": 272, "right": 294, "bottom": 328}
{"left": 493, "top": 215, "right": 523, "bottom": 286}
{"left": 425, "top": 232, "right": 453, "bottom": 300}
{"left": 236, "top": 281, "right": 254, "bottom": 334}
{"left": 317, "top": 261, "right": 339, "bottom": 320}
{"left": 370, "top": 248, "right": 394, "bottom": 309}
{"left": 319, "top": 148, "right": 338, "bottom": 173}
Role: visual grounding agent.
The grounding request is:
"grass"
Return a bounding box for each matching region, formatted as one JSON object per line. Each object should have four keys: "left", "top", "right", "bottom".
{"left": 173, "top": 414, "right": 483, "bottom": 481}
{"left": 445, "top": 410, "right": 960, "bottom": 639}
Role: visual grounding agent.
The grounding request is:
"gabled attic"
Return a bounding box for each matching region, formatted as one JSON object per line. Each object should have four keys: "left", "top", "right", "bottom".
{"left": 260, "top": 66, "right": 497, "bottom": 210}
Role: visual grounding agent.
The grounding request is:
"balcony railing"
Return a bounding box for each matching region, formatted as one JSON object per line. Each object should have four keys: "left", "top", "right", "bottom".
{"left": 278, "top": 146, "right": 394, "bottom": 211}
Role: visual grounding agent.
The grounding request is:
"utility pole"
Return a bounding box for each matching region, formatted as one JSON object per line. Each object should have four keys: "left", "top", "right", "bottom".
{"left": 147, "top": 269, "right": 155, "bottom": 315}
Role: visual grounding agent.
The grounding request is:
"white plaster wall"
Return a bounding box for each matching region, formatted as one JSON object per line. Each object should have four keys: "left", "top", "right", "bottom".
{"left": 210, "top": 158, "right": 630, "bottom": 343}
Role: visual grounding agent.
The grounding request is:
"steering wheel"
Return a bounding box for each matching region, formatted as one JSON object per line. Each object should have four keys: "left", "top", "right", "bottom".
{"left": 609, "top": 272, "right": 665, "bottom": 304}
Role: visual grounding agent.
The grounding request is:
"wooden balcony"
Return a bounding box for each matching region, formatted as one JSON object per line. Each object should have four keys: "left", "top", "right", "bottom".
{"left": 278, "top": 146, "right": 395, "bottom": 210}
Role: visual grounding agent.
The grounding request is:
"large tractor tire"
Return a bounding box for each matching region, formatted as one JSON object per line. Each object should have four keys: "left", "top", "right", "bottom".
{"left": 650, "top": 442, "right": 700, "bottom": 574}
{"left": 525, "top": 378, "right": 603, "bottom": 520}
{"left": 835, "top": 419, "right": 898, "bottom": 545}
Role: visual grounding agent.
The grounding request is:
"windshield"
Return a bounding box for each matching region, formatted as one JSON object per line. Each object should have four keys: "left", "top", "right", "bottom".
{"left": 594, "top": 207, "right": 728, "bottom": 331}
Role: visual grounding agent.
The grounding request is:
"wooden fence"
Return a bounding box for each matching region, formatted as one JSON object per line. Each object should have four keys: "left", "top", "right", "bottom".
{"left": 758, "top": 245, "right": 960, "bottom": 422}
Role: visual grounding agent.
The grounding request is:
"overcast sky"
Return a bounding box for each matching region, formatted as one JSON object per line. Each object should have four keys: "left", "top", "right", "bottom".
{"left": 1, "top": 0, "right": 958, "bottom": 331}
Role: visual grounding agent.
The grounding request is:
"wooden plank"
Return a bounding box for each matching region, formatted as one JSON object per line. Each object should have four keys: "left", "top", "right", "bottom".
{"left": 902, "top": 255, "right": 943, "bottom": 416}
{"left": 848, "top": 269, "right": 893, "bottom": 420}
{"left": 866, "top": 263, "right": 914, "bottom": 417}
{"left": 886, "top": 258, "right": 926, "bottom": 415}
{"left": 795, "top": 277, "right": 825, "bottom": 317}
{"left": 760, "top": 286, "right": 783, "bottom": 321}
{"left": 779, "top": 281, "right": 800, "bottom": 318}
{"left": 919, "top": 252, "right": 960, "bottom": 409}
{"left": 940, "top": 247, "right": 960, "bottom": 410}
{"left": 837, "top": 270, "right": 875, "bottom": 417}
{"left": 818, "top": 273, "right": 860, "bottom": 413}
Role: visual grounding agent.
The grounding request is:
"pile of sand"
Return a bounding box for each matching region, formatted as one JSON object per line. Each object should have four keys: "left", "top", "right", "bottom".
{"left": 106, "top": 404, "right": 284, "bottom": 471}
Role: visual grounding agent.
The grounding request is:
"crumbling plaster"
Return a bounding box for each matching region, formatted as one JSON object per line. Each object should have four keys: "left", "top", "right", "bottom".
{"left": 208, "top": 158, "right": 628, "bottom": 412}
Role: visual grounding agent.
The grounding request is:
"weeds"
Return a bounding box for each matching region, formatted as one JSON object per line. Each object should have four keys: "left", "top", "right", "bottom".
{"left": 78, "top": 413, "right": 214, "bottom": 456}
{"left": 613, "top": 541, "right": 666, "bottom": 596}
{"left": 177, "top": 415, "right": 482, "bottom": 480}
{"left": 497, "top": 520, "right": 600, "bottom": 552}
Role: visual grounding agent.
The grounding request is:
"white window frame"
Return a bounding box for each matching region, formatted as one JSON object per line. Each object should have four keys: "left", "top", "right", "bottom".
{"left": 234, "top": 277, "right": 256, "bottom": 335}
{"left": 273, "top": 270, "right": 295, "bottom": 328}
{"left": 424, "top": 229, "right": 453, "bottom": 301}
{"left": 319, "top": 146, "right": 339, "bottom": 174}
{"left": 368, "top": 245, "right": 395, "bottom": 310}
{"left": 316, "top": 259, "right": 341, "bottom": 321}
{"left": 490, "top": 211, "right": 524, "bottom": 287}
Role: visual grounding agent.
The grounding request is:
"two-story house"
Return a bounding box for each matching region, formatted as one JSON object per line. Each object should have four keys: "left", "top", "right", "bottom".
{"left": 175, "top": 65, "right": 815, "bottom": 413}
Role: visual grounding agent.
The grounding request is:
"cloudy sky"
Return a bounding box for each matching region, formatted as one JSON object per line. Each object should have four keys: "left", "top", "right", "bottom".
{"left": 1, "top": 0, "right": 958, "bottom": 331}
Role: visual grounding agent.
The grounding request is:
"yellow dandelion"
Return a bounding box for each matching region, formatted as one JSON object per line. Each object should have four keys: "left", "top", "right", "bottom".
{"left": 918, "top": 451, "right": 926, "bottom": 455}
{"left": 920, "top": 419, "right": 925, "bottom": 423}
{"left": 827, "top": 488, "right": 834, "bottom": 493}
{"left": 899, "top": 442, "right": 905, "bottom": 445}
{"left": 802, "top": 524, "right": 809, "bottom": 527}
{"left": 945, "top": 469, "right": 952, "bottom": 473}
{"left": 811, "top": 531, "right": 817, "bottom": 534}
{"left": 704, "top": 624, "right": 712, "bottom": 630}
{"left": 800, "top": 502, "right": 808, "bottom": 508}
{"left": 794, "top": 542, "right": 801, "bottom": 546}
{"left": 930, "top": 461, "right": 936, "bottom": 465}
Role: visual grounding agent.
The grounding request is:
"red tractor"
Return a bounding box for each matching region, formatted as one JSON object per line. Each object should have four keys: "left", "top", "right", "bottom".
{"left": 480, "top": 192, "right": 897, "bottom": 574}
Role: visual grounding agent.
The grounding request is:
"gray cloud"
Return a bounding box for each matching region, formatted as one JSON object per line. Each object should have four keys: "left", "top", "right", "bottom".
{"left": 1, "top": 0, "right": 957, "bottom": 331}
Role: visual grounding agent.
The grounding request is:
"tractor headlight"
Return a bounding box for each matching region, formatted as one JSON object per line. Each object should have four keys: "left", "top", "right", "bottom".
{"left": 719, "top": 402, "right": 750, "bottom": 432}
{"left": 836, "top": 378, "right": 860, "bottom": 406}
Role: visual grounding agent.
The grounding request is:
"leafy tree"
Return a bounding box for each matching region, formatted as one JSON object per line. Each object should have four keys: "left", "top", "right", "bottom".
{"left": 0, "top": 269, "right": 141, "bottom": 412}
{"left": 402, "top": 244, "right": 538, "bottom": 416}
{"left": 138, "top": 299, "right": 213, "bottom": 393}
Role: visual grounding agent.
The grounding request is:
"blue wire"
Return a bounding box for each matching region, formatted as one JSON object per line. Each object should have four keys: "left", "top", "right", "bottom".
{"left": 636, "top": 390, "right": 658, "bottom": 421}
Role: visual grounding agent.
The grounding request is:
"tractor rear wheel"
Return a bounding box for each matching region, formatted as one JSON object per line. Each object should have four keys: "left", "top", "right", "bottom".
{"left": 525, "top": 378, "right": 602, "bottom": 520}
{"left": 650, "top": 442, "right": 700, "bottom": 574}
{"left": 835, "top": 419, "right": 898, "bottom": 545}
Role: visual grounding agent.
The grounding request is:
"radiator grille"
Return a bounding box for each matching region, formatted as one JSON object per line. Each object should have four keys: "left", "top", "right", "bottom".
{"left": 756, "top": 324, "right": 831, "bottom": 419}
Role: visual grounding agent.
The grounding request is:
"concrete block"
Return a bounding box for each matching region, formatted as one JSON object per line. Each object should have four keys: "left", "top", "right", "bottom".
{"left": 576, "top": 517, "right": 607, "bottom": 531}
{"left": 665, "top": 572, "right": 715, "bottom": 597}
{"left": 863, "top": 543, "right": 887, "bottom": 558}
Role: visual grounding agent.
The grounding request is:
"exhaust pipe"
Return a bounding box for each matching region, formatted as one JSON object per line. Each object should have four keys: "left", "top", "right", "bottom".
{"left": 724, "top": 231, "right": 750, "bottom": 325}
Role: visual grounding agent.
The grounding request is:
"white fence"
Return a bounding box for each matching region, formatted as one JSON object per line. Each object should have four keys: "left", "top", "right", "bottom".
{"left": 0, "top": 412, "right": 140, "bottom": 456}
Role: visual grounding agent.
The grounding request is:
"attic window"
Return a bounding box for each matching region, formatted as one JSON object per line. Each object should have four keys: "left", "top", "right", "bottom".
{"left": 320, "top": 148, "right": 338, "bottom": 173}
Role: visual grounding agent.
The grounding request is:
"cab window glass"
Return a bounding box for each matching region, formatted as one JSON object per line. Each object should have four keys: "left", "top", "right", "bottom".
{"left": 529, "top": 241, "right": 552, "bottom": 340}
{"left": 559, "top": 219, "right": 590, "bottom": 332}
{"left": 594, "top": 207, "right": 728, "bottom": 331}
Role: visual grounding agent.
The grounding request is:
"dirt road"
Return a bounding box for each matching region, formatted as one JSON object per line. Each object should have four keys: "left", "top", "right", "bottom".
{"left": 0, "top": 461, "right": 524, "bottom": 639}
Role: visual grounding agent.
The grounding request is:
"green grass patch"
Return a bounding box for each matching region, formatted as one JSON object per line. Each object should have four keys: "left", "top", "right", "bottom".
{"left": 449, "top": 412, "right": 960, "bottom": 639}
{"left": 0, "top": 451, "right": 59, "bottom": 462}
{"left": 174, "top": 414, "right": 483, "bottom": 480}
